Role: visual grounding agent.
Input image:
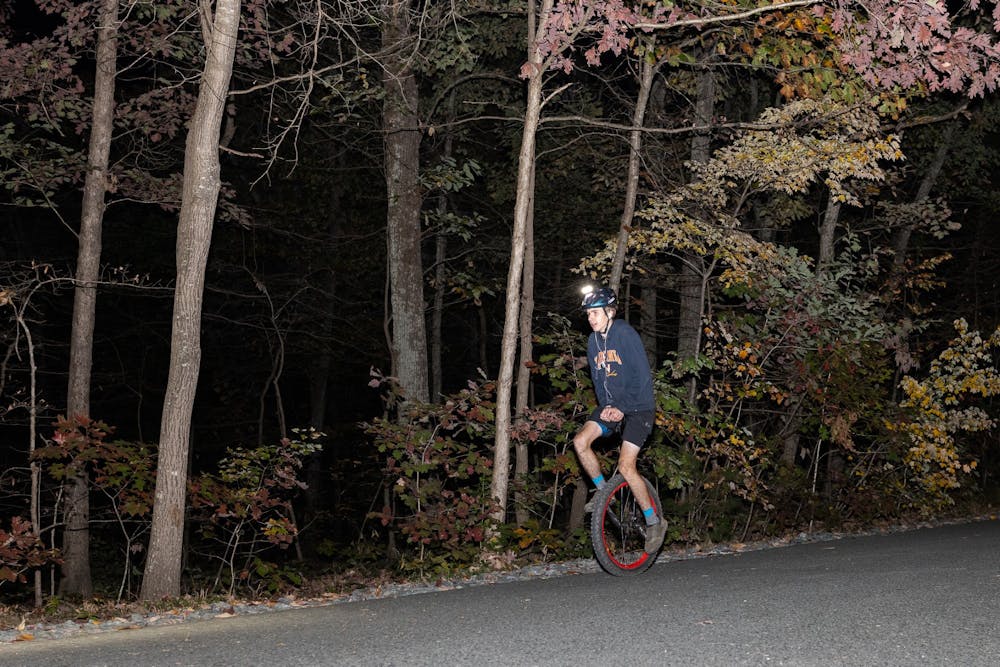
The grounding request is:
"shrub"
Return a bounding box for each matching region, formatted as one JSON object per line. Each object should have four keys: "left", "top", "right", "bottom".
{"left": 187, "top": 428, "right": 322, "bottom": 595}
{"left": 366, "top": 377, "right": 497, "bottom": 573}
{"left": 889, "top": 319, "right": 1000, "bottom": 506}
{"left": 0, "top": 516, "right": 56, "bottom": 587}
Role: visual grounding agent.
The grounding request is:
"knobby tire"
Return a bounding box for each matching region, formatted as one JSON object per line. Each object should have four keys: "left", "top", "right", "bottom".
{"left": 589, "top": 473, "right": 663, "bottom": 576}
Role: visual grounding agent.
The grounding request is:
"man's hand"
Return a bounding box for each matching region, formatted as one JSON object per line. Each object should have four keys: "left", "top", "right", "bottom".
{"left": 600, "top": 406, "right": 623, "bottom": 422}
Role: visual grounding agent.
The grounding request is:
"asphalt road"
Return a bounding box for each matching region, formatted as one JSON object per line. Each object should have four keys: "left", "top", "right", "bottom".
{"left": 3, "top": 520, "right": 999, "bottom": 666}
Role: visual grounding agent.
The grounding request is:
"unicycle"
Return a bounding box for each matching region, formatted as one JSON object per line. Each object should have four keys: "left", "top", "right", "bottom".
{"left": 589, "top": 472, "right": 663, "bottom": 576}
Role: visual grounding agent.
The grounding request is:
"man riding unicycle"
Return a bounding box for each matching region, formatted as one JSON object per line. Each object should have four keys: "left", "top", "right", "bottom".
{"left": 573, "top": 285, "right": 666, "bottom": 555}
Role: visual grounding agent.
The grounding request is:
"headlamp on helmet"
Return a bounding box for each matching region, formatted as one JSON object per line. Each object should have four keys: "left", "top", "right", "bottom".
{"left": 580, "top": 285, "right": 617, "bottom": 311}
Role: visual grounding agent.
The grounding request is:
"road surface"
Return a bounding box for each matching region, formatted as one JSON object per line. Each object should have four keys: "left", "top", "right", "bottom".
{"left": 3, "top": 519, "right": 999, "bottom": 666}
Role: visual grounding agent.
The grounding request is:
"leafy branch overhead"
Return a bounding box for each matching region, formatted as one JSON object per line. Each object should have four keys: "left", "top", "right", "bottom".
{"left": 579, "top": 98, "right": 900, "bottom": 280}
{"left": 830, "top": 0, "right": 1000, "bottom": 97}
{"left": 532, "top": 0, "right": 1000, "bottom": 100}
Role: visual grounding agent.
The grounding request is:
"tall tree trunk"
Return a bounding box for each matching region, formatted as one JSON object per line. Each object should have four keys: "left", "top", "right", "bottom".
{"left": 513, "top": 168, "right": 535, "bottom": 526}
{"left": 430, "top": 96, "right": 455, "bottom": 402}
{"left": 10, "top": 295, "right": 43, "bottom": 605}
{"left": 308, "top": 219, "right": 337, "bottom": 430}
{"left": 891, "top": 121, "right": 955, "bottom": 273}
{"left": 819, "top": 194, "right": 843, "bottom": 496}
{"left": 490, "top": 0, "right": 552, "bottom": 528}
{"left": 141, "top": 0, "right": 240, "bottom": 600}
{"left": 677, "top": 65, "right": 714, "bottom": 403}
{"left": 304, "top": 201, "right": 342, "bottom": 520}
{"left": 382, "top": 0, "right": 428, "bottom": 405}
{"left": 779, "top": 393, "right": 806, "bottom": 466}
{"left": 61, "top": 0, "right": 119, "bottom": 598}
{"left": 886, "top": 121, "right": 956, "bottom": 404}
{"left": 640, "top": 282, "right": 657, "bottom": 367}
{"left": 431, "top": 227, "right": 446, "bottom": 400}
{"left": 609, "top": 54, "right": 655, "bottom": 293}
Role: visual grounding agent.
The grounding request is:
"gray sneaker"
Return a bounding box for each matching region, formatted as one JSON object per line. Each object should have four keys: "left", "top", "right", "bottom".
{"left": 644, "top": 519, "right": 667, "bottom": 553}
{"left": 583, "top": 496, "right": 597, "bottom": 513}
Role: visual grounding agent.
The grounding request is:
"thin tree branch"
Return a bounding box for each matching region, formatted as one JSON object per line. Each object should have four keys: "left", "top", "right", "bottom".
{"left": 633, "top": 0, "right": 823, "bottom": 31}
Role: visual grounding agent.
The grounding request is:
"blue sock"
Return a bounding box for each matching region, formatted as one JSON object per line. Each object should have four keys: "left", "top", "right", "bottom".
{"left": 592, "top": 474, "right": 605, "bottom": 488}
{"left": 644, "top": 506, "right": 658, "bottom": 525}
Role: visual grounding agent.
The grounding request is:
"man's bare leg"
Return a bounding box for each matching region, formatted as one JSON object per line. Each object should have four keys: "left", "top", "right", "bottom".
{"left": 619, "top": 441, "right": 667, "bottom": 553}
{"left": 617, "top": 441, "right": 653, "bottom": 512}
{"left": 573, "top": 421, "right": 606, "bottom": 484}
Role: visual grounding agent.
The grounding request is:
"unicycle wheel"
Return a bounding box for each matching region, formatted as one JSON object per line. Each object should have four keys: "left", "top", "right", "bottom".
{"left": 589, "top": 473, "right": 663, "bottom": 576}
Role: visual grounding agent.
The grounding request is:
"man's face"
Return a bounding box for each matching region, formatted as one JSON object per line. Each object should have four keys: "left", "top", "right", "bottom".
{"left": 586, "top": 307, "right": 611, "bottom": 332}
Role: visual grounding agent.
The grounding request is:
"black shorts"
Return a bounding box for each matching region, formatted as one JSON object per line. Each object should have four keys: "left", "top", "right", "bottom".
{"left": 589, "top": 407, "right": 655, "bottom": 448}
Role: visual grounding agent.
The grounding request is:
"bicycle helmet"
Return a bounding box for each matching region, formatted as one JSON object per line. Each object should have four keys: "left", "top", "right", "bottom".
{"left": 580, "top": 286, "right": 617, "bottom": 310}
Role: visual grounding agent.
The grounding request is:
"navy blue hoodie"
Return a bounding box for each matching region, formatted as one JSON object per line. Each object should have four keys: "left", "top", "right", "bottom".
{"left": 587, "top": 318, "right": 655, "bottom": 413}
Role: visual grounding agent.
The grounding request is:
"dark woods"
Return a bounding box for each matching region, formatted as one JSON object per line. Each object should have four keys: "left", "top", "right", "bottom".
{"left": 2, "top": 0, "right": 1000, "bottom": 606}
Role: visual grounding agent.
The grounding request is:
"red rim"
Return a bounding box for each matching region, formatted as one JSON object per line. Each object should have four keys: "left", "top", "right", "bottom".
{"left": 600, "top": 481, "right": 651, "bottom": 570}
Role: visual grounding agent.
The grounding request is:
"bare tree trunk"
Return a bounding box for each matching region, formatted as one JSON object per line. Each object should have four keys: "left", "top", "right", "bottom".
{"left": 309, "top": 213, "right": 338, "bottom": 429}
{"left": 430, "top": 98, "right": 455, "bottom": 402}
{"left": 10, "top": 295, "right": 44, "bottom": 606}
{"left": 779, "top": 393, "right": 806, "bottom": 466}
{"left": 819, "top": 193, "right": 845, "bottom": 497}
{"left": 431, "top": 227, "right": 446, "bottom": 400}
{"left": 891, "top": 121, "right": 955, "bottom": 273}
{"left": 609, "top": 54, "right": 655, "bottom": 293}
{"left": 308, "top": 346, "right": 330, "bottom": 429}
{"left": 490, "top": 0, "right": 552, "bottom": 528}
{"left": 141, "top": 0, "right": 240, "bottom": 600}
{"left": 677, "top": 65, "right": 714, "bottom": 403}
{"left": 256, "top": 280, "right": 288, "bottom": 444}
{"left": 305, "top": 207, "right": 342, "bottom": 519}
{"left": 382, "top": 0, "right": 428, "bottom": 405}
{"left": 640, "top": 282, "right": 657, "bottom": 367}
{"left": 567, "top": 479, "right": 587, "bottom": 535}
{"left": 514, "top": 169, "right": 535, "bottom": 526}
{"left": 818, "top": 195, "right": 840, "bottom": 274}
{"left": 61, "top": 0, "right": 119, "bottom": 598}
